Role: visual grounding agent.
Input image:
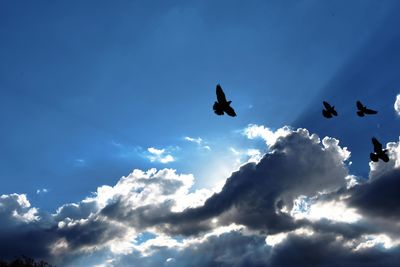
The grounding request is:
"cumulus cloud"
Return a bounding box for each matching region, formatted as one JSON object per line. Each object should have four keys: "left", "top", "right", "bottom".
{"left": 147, "top": 147, "right": 175, "bottom": 163}
{"left": 0, "top": 168, "right": 213, "bottom": 264}
{"left": 1, "top": 126, "right": 400, "bottom": 266}
{"left": 158, "top": 128, "right": 350, "bottom": 235}
{"left": 0, "top": 194, "right": 56, "bottom": 260}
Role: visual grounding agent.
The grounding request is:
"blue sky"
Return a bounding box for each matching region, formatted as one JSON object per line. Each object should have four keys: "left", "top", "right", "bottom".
{"left": 1, "top": 1, "right": 400, "bottom": 266}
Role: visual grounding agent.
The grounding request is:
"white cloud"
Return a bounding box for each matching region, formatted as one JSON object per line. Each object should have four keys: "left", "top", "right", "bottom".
{"left": 243, "top": 124, "right": 291, "bottom": 146}
{"left": 266, "top": 232, "right": 288, "bottom": 246}
{"left": 369, "top": 138, "right": 400, "bottom": 180}
{"left": 394, "top": 94, "right": 400, "bottom": 115}
{"left": 355, "top": 234, "right": 400, "bottom": 250}
{"left": 148, "top": 147, "right": 165, "bottom": 156}
{"left": 345, "top": 175, "right": 359, "bottom": 189}
{"left": 291, "top": 196, "right": 362, "bottom": 223}
{"left": 184, "top": 136, "right": 211, "bottom": 150}
{"left": 36, "top": 188, "right": 49, "bottom": 195}
{"left": 322, "top": 136, "right": 351, "bottom": 162}
{"left": 246, "top": 148, "right": 262, "bottom": 162}
{"left": 147, "top": 147, "right": 175, "bottom": 163}
{"left": 184, "top": 136, "right": 202, "bottom": 145}
{"left": 0, "top": 194, "right": 40, "bottom": 224}
{"left": 265, "top": 227, "right": 314, "bottom": 247}
{"left": 229, "top": 147, "right": 262, "bottom": 163}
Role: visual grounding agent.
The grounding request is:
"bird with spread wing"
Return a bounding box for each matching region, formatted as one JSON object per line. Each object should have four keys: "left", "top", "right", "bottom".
{"left": 322, "top": 101, "right": 338, "bottom": 118}
{"left": 356, "top": 100, "right": 378, "bottom": 117}
{"left": 213, "top": 84, "right": 237, "bottom": 117}
{"left": 370, "top": 137, "right": 389, "bottom": 162}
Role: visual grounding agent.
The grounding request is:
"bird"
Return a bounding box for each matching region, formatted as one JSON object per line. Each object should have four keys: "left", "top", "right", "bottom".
{"left": 370, "top": 137, "right": 389, "bottom": 162}
{"left": 213, "top": 84, "right": 236, "bottom": 117}
{"left": 322, "top": 101, "right": 338, "bottom": 118}
{"left": 356, "top": 100, "right": 378, "bottom": 117}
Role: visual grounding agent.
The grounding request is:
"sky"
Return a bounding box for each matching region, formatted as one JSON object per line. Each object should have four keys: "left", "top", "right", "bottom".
{"left": 1, "top": 1, "right": 400, "bottom": 266}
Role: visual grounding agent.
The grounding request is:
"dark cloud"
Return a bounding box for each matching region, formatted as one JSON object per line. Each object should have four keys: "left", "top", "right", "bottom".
{"left": 349, "top": 169, "right": 400, "bottom": 220}
{"left": 153, "top": 129, "right": 349, "bottom": 234}
{"left": 308, "top": 219, "right": 376, "bottom": 240}
{"left": 1, "top": 128, "right": 400, "bottom": 267}
{"left": 58, "top": 218, "right": 127, "bottom": 251}
{"left": 0, "top": 194, "right": 56, "bottom": 260}
{"left": 269, "top": 233, "right": 400, "bottom": 267}
{"left": 0, "top": 194, "right": 125, "bottom": 264}
{"left": 0, "top": 227, "right": 57, "bottom": 261}
{"left": 113, "top": 231, "right": 271, "bottom": 267}
{"left": 111, "top": 230, "right": 400, "bottom": 267}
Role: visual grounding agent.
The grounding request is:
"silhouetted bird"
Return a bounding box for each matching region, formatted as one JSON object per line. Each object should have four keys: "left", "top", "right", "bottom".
{"left": 356, "top": 100, "right": 378, "bottom": 117}
{"left": 213, "top": 84, "right": 236, "bottom": 117}
{"left": 370, "top": 137, "right": 389, "bottom": 162}
{"left": 322, "top": 101, "right": 338, "bottom": 118}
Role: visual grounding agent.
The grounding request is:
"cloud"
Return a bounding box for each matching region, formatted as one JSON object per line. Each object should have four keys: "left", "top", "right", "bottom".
{"left": 74, "top": 159, "right": 86, "bottom": 166}
{"left": 184, "top": 136, "right": 202, "bottom": 145}
{"left": 36, "top": 188, "right": 49, "bottom": 195}
{"left": 184, "top": 136, "right": 211, "bottom": 150}
{"left": 147, "top": 147, "right": 175, "bottom": 163}
{"left": 368, "top": 138, "right": 400, "bottom": 180}
{"left": 243, "top": 124, "right": 294, "bottom": 147}
{"left": 0, "top": 194, "right": 56, "bottom": 260}
{"left": 229, "top": 147, "right": 262, "bottom": 164}
{"left": 1, "top": 126, "right": 400, "bottom": 266}
{"left": 267, "top": 232, "right": 400, "bottom": 267}
{"left": 112, "top": 229, "right": 271, "bottom": 267}
{"left": 0, "top": 168, "right": 211, "bottom": 264}
{"left": 394, "top": 94, "right": 400, "bottom": 115}
{"left": 101, "top": 228, "right": 400, "bottom": 267}
{"left": 349, "top": 169, "right": 400, "bottom": 220}
{"left": 0, "top": 194, "right": 40, "bottom": 226}
{"left": 157, "top": 128, "right": 350, "bottom": 235}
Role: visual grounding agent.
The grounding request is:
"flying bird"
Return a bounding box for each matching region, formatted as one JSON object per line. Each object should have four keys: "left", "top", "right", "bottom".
{"left": 322, "top": 101, "right": 338, "bottom": 118}
{"left": 370, "top": 137, "right": 389, "bottom": 162}
{"left": 356, "top": 100, "right": 378, "bottom": 117}
{"left": 213, "top": 84, "right": 236, "bottom": 117}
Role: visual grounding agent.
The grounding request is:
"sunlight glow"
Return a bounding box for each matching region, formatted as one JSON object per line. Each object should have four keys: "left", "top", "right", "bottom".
{"left": 266, "top": 227, "right": 314, "bottom": 247}
{"left": 265, "top": 232, "right": 288, "bottom": 246}
{"left": 291, "top": 196, "right": 361, "bottom": 223}
{"left": 355, "top": 234, "right": 400, "bottom": 250}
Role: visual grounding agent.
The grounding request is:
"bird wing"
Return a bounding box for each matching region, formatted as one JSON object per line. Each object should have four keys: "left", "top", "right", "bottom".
{"left": 379, "top": 153, "right": 389, "bottom": 162}
{"left": 224, "top": 105, "right": 237, "bottom": 117}
{"left": 323, "top": 101, "right": 332, "bottom": 110}
{"left": 331, "top": 108, "right": 338, "bottom": 116}
{"left": 372, "top": 137, "right": 382, "bottom": 152}
{"left": 356, "top": 101, "right": 364, "bottom": 110}
{"left": 216, "top": 84, "right": 227, "bottom": 103}
{"left": 364, "top": 108, "right": 378, "bottom": 115}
